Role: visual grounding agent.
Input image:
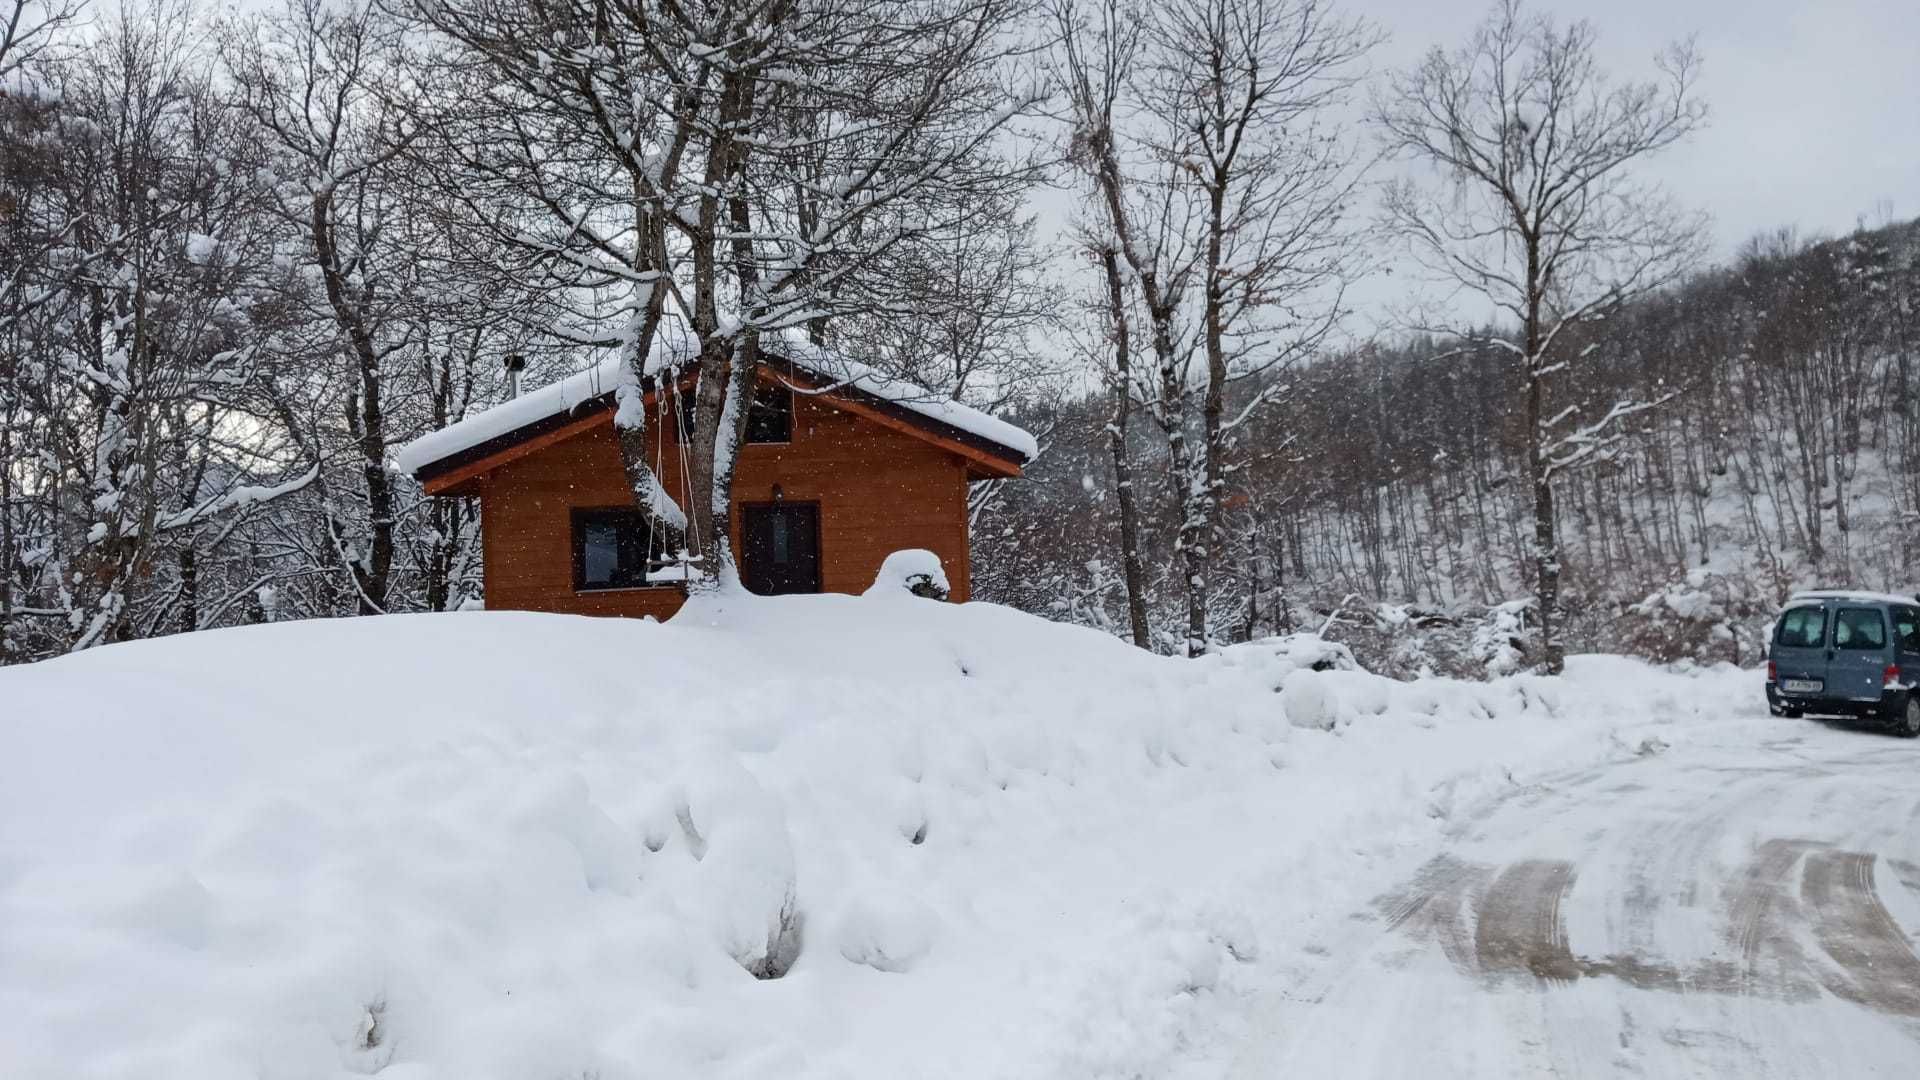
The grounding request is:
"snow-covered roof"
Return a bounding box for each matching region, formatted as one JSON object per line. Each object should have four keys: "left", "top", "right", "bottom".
{"left": 395, "top": 337, "right": 1037, "bottom": 478}
{"left": 1788, "top": 590, "right": 1920, "bottom": 607}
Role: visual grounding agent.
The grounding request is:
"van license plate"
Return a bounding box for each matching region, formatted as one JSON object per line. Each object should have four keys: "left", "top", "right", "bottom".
{"left": 1782, "top": 679, "right": 1822, "bottom": 694}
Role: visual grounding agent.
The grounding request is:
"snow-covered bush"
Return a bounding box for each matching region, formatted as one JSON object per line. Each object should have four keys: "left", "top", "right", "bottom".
{"left": 1470, "top": 599, "right": 1537, "bottom": 677}
{"left": 1292, "top": 599, "right": 1536, "bottom": 681}
{"left": 1211, "top": 632, "right": 1357, "bottom": 679}
{"left": 1313, "top": 603, "right": 1479, "bottom": 680}
{"left": 1614, "top": 568, "right": 1773, "bottom": 665}
{"left": 866, "top": 549, "right": 951, "bottom": 601}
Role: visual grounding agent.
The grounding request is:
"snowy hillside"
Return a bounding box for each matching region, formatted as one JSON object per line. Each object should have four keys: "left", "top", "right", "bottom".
{"left": 977, "top": 218, "right": 1920, "bottom": 667}
{"left": 1, "top": 595, "right": 1763, "bottom": 1078}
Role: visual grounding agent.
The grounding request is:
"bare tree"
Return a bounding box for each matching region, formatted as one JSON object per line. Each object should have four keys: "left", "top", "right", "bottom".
{"left": 1, "top": 1, "right": 318, "bottom": 655}
{"left": 1057, "top": 0, "right": 1202, "bottom": 652}
{"left": 407, "top": 0, "right": 1041, "bottom": 589}
{"left": 1055, "top": 0, "right": 1371, "bottom": 655}
{"left": 221, "top": 0, "right": 424, "bottom": 614}
{"left": 1086, "top": 242, "right": 1151, "bottom": 647}
{"left": 859, "top": 197, "right": 1065, "bottom": 415}
{"left": 1143, "top": 0, "right": 1374, "bottom": 646}
{"left": 0, "top": 0, "right": 84, "bottom": 661}
{"left": 1374, "top": 0, "right": 1707, "bottom": 672}
{"left": 0, "top": 0, "right": 81, "bottom": 84}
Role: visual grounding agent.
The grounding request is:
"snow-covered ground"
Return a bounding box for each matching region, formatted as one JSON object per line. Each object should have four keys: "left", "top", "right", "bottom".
{"left": 1238, "top": 713, "right": 1920, "bottom": 1078}
{"left": 1, "top": 592, "right": 1765, "bottom": 1079}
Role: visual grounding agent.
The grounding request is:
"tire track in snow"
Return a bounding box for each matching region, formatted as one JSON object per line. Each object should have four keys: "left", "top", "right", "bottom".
{"left": 1802, "top": 850, "right": 1920, "bottom": 1018}
{"left": 1378, "top": 854, "right": 1490, "bottom": 974}
{"left": 1243, "top": 725, "right": 1920, "bottom": 1077}
{"left": 1723, "top": 838, "right": 1825, "bottom": 1003}
{"left": 1392, "top": 837, "right": 1920, "bottom": 1014}
{"left": 1473, "top": 859, "right": 1581, "bottom": 983}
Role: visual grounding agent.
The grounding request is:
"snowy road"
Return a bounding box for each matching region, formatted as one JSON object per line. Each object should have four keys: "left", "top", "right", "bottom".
{"left": 1237, "top": 718, "right": 1920, "bottom": 1078}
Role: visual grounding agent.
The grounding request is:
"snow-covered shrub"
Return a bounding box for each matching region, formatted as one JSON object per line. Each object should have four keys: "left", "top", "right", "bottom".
{"left": 1614, "top": 568, "right": 1772, "bottom": 665}
{"left": 866, "top": 549, "right": 951, "bottom": 601}
{"left": 1469, "top": 599, "right": 1536, "bottom": 677}
{"left": 1211, "top": 632, "right": 1357, "bottom": 684}
{"left": 1316, "top": 603, "right": 1483, "bottom": 680}
{"left": 1284, "top": 597, "right": 1523, "bottom": 681}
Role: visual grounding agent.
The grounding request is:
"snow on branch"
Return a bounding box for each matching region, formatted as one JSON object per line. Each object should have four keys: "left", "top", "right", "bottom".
{"left": 1542, "top": 390, "right": 1679, "bottom": 478}
{"left": 157, "top": 466, "right": 321, "bottom": 532}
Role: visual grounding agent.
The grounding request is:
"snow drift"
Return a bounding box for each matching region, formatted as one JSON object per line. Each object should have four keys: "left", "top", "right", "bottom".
{"left": 0, "top": 594, "right": 1763, "bottom": 1079}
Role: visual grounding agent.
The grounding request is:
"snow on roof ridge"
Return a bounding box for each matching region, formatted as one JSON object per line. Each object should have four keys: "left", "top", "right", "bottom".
{"left": 393, "top": 354, "right": 632, "bottom": 475}
{"left": 393, "top": 336, "right": 1036, "bottom": 477}
{"left": 773, "top": 338, "right": 1038, "bottom": 461}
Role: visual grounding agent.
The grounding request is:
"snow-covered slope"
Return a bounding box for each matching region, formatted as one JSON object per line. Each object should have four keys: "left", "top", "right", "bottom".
{"left": 0, "top": 594, "right": 1762, "bottom": 1079}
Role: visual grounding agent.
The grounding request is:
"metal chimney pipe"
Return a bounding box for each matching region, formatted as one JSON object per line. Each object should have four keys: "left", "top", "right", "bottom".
{"left": 504, "top": 353, "right": 526, "bottom": 397}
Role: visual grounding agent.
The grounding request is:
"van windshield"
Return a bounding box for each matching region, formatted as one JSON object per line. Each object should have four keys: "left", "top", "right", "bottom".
{"left": 1774, "top": 606, "right": 1826, "bottom": 648}
{"left": 1833, "top": 607, "right": 1887, "bottom": 650}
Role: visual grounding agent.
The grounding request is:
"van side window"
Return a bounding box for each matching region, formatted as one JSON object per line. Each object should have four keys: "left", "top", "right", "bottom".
{"left": 1833, "top": 607, "right": 1887, "bottom": 650}
{"left": 1896, "top": 607, "right": 1920, "bottom": 651}
{"left": 1775, "top": 607, "right": 1826, "bottom": 648}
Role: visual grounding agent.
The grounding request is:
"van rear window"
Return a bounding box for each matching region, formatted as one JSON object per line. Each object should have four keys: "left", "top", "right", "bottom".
{"left": 1774, "top": 607, "right": 1826, "bottom": 648}
{"left": 1833, "top": 608, "right": 1887, "bottom": 650}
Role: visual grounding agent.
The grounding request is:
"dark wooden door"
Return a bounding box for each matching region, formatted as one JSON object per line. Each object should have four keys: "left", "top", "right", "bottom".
{"left": 740, "top": 503, "right": 821, "bottom": 595}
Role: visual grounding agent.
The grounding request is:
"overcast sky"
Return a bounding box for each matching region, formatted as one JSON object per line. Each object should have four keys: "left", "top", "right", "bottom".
{"left": 1363, "top": 0, "right": 1919, "bottom": 252}
{"left": 1033, "top": 0, "right": 1920, "bottom": 334}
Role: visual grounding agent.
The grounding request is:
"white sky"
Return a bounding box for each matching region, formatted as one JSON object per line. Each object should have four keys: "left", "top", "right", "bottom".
{"left": 1030, "top": 0, "right": 1920, "bottom": 334}
{"left": 1367, "top": 0, "right": 1920, "bottom": 252}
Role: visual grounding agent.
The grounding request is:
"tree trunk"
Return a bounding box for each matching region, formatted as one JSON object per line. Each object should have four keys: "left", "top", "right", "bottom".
{"left": 1524, "top": 281, "right": 1564, "bottom": 673}
{"left": 0, "top": 409, "right": 13, "bottom": 665}
{"left": 695, "top": 116, "right": 767, "bottom": 590}
{"left": 1165, "top": 358, "right": 1209, "bottom": 656}
{"left": 1194, "top": 179, "right": 1229, "bottom": 655}
{"left": 178, "top": 547, "right": 198, "bottom": 632}
{"left": 310, "top": 190, "right": 392, "bottom": 614}
{"left": 1080, "top": 101, "right": 1204, "bottom": 654}
{"left": 1098, "top": 249, "right": 1150, "bottom": 649}
{"left": 610, "top": 181, "right": 687, "bottom": 552}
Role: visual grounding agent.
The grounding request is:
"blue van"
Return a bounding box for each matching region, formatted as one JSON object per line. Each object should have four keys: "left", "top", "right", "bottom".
{"left": 1766, "top": 591, "right": 1920, "bottom": 736}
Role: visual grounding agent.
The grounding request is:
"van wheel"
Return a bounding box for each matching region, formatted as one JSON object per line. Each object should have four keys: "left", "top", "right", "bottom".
{"left": 1903, "top": 698, "right": 1920, "bottom": 739}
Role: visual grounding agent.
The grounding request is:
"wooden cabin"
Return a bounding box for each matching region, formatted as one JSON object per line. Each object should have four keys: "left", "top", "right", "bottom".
{"left": 395, "top": 346, "right": 1034, "bottom": 620}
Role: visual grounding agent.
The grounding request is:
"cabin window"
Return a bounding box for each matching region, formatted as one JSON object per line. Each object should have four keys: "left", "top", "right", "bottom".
{"left": 675, "top": 389, "right": 697, "bottom": 444}
{"left": 746, "top": 382, "right": 792, "bottom": 443}
{"left": 673, "top": 382, "right": 791, "bottom": 444}
{"left": 572, "top": 508, "right": 674, "bottom": 590}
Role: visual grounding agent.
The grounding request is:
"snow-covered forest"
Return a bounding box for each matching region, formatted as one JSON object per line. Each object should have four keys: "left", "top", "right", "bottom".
{"left": 2, "top": 0, "right": 1914, "bottom": 670}
{"left": 981, "top": 216, "right": 1920, "bottom": 672}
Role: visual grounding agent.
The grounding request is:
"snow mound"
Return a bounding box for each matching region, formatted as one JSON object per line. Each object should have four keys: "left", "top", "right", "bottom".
{"left": 865, "top": 548, "right": 951, "bottom": 600}
{"left": 0, "top": 595, "right": 1766, "bottom": 1079}
{"left": 1212, "top": 633, "right": 1358, "bottom": 681}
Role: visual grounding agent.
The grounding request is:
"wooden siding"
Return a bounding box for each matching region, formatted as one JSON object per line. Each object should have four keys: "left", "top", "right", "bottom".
{"left": 477, "top": 383, "right": 974, "bottom": 619}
